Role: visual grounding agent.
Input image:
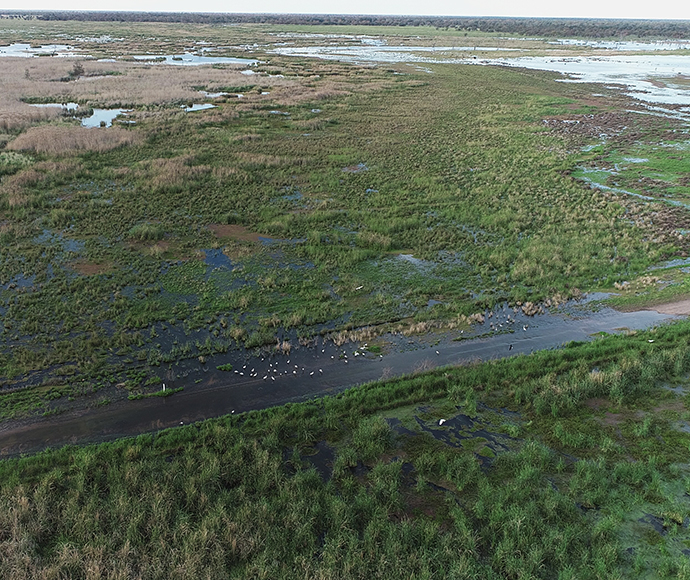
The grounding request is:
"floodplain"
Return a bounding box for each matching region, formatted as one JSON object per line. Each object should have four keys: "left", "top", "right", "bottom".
{"left": 1, "top": 15, "right": 690, "bottom": 578}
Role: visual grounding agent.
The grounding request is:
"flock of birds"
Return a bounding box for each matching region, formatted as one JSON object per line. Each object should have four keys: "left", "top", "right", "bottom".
{"left": 217, "top": 308, "right": 535, "bottom": 384}
{"left": 227, "top": 345, "right": 384, "bottom": 382}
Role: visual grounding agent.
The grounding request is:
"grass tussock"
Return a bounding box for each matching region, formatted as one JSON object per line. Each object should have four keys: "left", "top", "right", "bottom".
{"left": 135, "top": 155, "right": 211, "bottom": 193}
{"left": 7, "top": 125, "right": 140, "bottom": 154}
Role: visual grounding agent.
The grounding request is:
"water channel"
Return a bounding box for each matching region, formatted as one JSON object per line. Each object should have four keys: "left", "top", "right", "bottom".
{"left": 0, "top": 296, "right": 679, "bottom": 456}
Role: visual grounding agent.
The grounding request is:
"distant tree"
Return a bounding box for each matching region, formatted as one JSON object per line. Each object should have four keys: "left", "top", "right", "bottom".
{"left": 70, "top": 62, "right": 84, "bottom": 79}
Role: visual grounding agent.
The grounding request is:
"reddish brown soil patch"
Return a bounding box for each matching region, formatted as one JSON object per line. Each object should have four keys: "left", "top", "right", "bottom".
{"left": 601, "top": 412, "right": 627, "bottom": 427}
{"left": 584, "top": 397, "right": 609, "bottom": 412}
{"left": 653, "top": 400, "right": 686, "bottom": 413}
{"left": 71, "top": 260, "right": 113, "bottom": 276}
{"left": 208, "top": 224, "right": 261, "bottom": 242}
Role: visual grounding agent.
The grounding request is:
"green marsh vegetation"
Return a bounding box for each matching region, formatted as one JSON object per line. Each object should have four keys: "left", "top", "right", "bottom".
{"left": 2, "top": 17, "right": 690, "bottom": 578}
{"left": 0, "top": 22, "right": 688, "bottom": 412}
{"left": 3, "top": 323, "right": 690, "bottom": 577}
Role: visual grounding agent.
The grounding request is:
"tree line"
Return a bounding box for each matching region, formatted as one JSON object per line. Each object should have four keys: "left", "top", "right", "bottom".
{"left": 1, "top": 11, "right": 689, "bottom": 38}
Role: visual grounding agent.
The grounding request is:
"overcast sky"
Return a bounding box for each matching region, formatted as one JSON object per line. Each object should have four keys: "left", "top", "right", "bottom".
{"left": 3, "top": 1, "right": 689, "bottom": 20}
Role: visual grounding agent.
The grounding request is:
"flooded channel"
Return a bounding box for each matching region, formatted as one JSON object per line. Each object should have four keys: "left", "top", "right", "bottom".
{"left": 0, "top": 295, "right": 680, "bottom": 456}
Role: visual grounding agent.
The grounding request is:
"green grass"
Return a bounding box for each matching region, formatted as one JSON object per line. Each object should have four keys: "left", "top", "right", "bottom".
{"left": 1, "top": 49, "right": 683, "bottom": 394}
{"left": 4, "top": 322, "right": 690, "bottom": 577}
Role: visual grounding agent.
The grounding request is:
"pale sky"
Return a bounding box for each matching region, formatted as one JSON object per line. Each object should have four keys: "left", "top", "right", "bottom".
{"left": 3, "top": 1, "right": 690, "bottom": 20}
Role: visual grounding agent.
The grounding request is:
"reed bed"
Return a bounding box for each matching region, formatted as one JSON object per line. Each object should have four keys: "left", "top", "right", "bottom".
{"left": 6, "top": 124, "right": 140, "bottom": 154}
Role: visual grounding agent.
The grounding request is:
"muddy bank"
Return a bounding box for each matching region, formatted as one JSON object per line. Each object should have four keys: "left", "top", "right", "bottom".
{"left": 643, "top": 299, "right": 690, "bottom": 316}
{"left": 0, "top": 299, "right": 680, "bottom": 457}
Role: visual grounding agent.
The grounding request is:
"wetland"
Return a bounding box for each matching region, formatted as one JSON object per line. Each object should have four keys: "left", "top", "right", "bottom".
{"left": 1, "top": 14, "right": 690, "bottom": 579}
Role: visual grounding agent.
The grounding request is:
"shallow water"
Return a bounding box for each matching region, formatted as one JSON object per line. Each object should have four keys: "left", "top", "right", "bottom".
{"left": 182, "top": 103, "right": 216, "bottom": 112}
{"left": 203, "top": 248, "right": 234, "bottom": 270}
{"left": 29, "top": 102, "right": 79, "bottom": 111}
{"left": 82, "top": 108, "right": 131, "bottom": 128}
{"left": 272, "top": 44, "right": 522, "bottom": 65}
{"left": 550, "top": 39, "right": 690, "bottom": 51}
{"left": 271, "top": 41, "right": 690, "bottom": 107}
{"left": 0, "top": 43, "right": 77, "bottom": 57}
{"left": 0, "top": 295, "right": 680, "bottom": 456}
{"left": 199, "top": 90, "right": 229, "bottom": 98}
{"left": 491, "top": 54, "right": 690, "bottom": 106}
{"left": 132, "top": 53, "right": 258, "bottom": 66}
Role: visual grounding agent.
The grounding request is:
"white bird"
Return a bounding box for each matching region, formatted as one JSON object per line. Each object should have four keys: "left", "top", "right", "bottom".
{"left": 263, "top": 376, "right": 267, "bottom": 380}
{"left": 436, "top": 350, "right": 439, "bottom": 355}
{"left": 319, "top": 369, "right": 323, "bottom": 373}
{"left": 310, "top": 371, "right": 314, "bottom": 376}
{"left": 439, "top": 419, "right": 446, "bottom": 426}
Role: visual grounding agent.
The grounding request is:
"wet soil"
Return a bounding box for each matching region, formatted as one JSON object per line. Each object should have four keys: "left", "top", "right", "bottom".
{"left": 208, "top": 223, "right": 263, "bottom": 242}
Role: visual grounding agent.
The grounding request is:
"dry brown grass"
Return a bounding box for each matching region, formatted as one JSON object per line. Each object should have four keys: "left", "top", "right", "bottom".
{"left": 0, "top": 161, "right": 83, "bottom": 208}
{"left": 7, "top": 125, "right": 140, "bottom": 154}
{"left": 0, "top": 56, "right": 338, "bottom": 133}
{"left": 134, "top": 155, "right": 210, "bottom": 191}
{"left": 0, "top": 53, "right": 389, "bottom": 146}
{"left": 276, "top": 339, "right": 292, "bottom": 354}
{"left": 0, "top": 167, "right": 47, "bottom": 207}
{"left": 0, "top": 102, "right": 63, "bottom": 132}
